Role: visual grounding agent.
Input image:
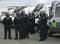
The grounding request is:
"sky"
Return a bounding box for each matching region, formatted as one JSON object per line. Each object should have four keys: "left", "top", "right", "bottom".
{"left": 0, "top": 0, "right": 60, "bottom": 6}
{"left": 0, "top": 0, "right": 60, "bottom": 12}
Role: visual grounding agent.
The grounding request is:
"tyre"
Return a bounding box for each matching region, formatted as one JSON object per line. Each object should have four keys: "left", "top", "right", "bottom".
{"left": 48, "top": 30, "right": 53, "bottom": 37}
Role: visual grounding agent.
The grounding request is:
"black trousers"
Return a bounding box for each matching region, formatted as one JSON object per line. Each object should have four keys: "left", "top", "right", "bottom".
{"left": 4, "top": 27, "right": 11, "bottom": 38}
{"left": 15, "top": 29, "right": 20, "bottom": 39}
{"left": 15, "top": 26, "right": 21, "bottom": 39}
{"left": 15, "top": 25, "right": 25, "bottom": 39}
{"left": 39, "top": 32, "right": 46, "bottom": 40}
{"left": 39, "top": 30, "right": 48, "bottom": 40}
{"left": 29, "top": 23, "right": 35, "bottom": 34}
{"left": 45, "top": 33, "right": 48, "bottom": 39}
{"left": 22, "top": 23, "right": 27, "bottom": 38}
{"left": 39, "top": 24, "right": 48, "bottom": 40}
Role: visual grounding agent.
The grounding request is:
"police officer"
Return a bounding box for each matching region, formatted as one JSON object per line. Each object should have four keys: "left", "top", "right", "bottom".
{"left": 21, "top": 11, "right": 29, "bottom": 39}
{"left": 14, "top": 12, "right": 23, "bottom": 40}
{"left": 3, "top": 12, "right": 12, "bottom": 39}
{"left": 23, "top": 11, "right": 30, "bottom": 38}
{"left": 28, "top": 13, "right": 35, "bottom": 34}
{"left": 38, "top": 11, "right": 48, "bottom": 41}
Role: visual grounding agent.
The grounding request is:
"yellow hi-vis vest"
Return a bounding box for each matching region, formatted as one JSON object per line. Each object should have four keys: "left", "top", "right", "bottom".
{"left": 52, "top": 21, "right": 56, "bottom": 28}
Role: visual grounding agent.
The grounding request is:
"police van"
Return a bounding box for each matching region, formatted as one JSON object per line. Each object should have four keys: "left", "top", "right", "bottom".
{"left": 48, "top": 1, "right": 60, "bottom": 37}
{"left": 34, "top": 2, "right": 60, "bottom": 36}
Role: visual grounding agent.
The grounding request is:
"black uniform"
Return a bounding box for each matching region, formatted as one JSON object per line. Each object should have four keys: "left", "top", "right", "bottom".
{"left": 14, "top": 13, "right": 23, "bottom": 39}
{"left": 38, "top": 12, "right": 48, "bottom": 41}
{"left": 28, "top": 13, "right": 35, "bottom": 34}
{"left": 20, "top": 11, "right": 29, "bottom": 39}
{"left": 3, "top": 14, "right": 12, "bottom": 39}
{"left": 23, "top": 14, "right": 29, "bottom": 38}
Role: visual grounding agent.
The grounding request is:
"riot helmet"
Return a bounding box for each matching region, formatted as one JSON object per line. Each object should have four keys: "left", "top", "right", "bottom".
{"left": 6, "top": 12, "right": 9, "bottom": 17}
{"left": 31, "top": 12, "right": 35, "bottom": 16}
{"left": 40, "top": 11, "right": 47, "bottom": 17}
{"left": 21, "top": 10, "right": 25, "bottom": 15}
{"left": 16, "top": 12, "right": 20, "bottom": 17}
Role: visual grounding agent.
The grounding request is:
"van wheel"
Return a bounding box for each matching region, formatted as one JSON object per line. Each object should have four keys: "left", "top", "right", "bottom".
{"left": 48, "top": 31, "right": 53, "bottom": 37}
{"left": 48, "top": 33, "right": 53, "bottom": 37}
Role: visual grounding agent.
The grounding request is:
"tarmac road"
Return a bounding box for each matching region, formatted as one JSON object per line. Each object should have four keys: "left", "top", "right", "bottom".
{"left": 0, "top": 23, "right": 60, "bottom": 44}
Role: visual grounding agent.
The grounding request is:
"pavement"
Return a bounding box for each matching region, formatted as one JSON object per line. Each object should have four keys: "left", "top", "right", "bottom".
{"left": 0, "top": 23, "right": 60, "bottom": 44}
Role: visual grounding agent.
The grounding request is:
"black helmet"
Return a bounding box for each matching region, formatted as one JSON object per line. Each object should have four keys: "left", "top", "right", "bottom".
{"left": 31, "top": 12, "right": 34, "bottom": 15}
{"left": 6, "top": 13, "right": 9, "bottom": 17}
{"left": 16, "top": 12, "right": 20, "bottom": 17}
{"left": 40, "top": 11, "right": 47, "bottom": 17}
{"left": 21, "top": 10, "right": 25, "bottom": 15}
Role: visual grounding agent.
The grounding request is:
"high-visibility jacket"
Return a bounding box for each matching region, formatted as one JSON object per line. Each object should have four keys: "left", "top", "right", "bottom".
{"left": 52, "top": 21, "right": 56, "bottom": 28}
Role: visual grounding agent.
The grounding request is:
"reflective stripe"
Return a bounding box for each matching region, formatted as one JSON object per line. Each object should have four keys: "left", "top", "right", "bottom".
{"left": 47, "top": 21, "right": 49, "bottom": 26}
{"left": 35, "top": 18, "right": 39, "bottom": 24}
